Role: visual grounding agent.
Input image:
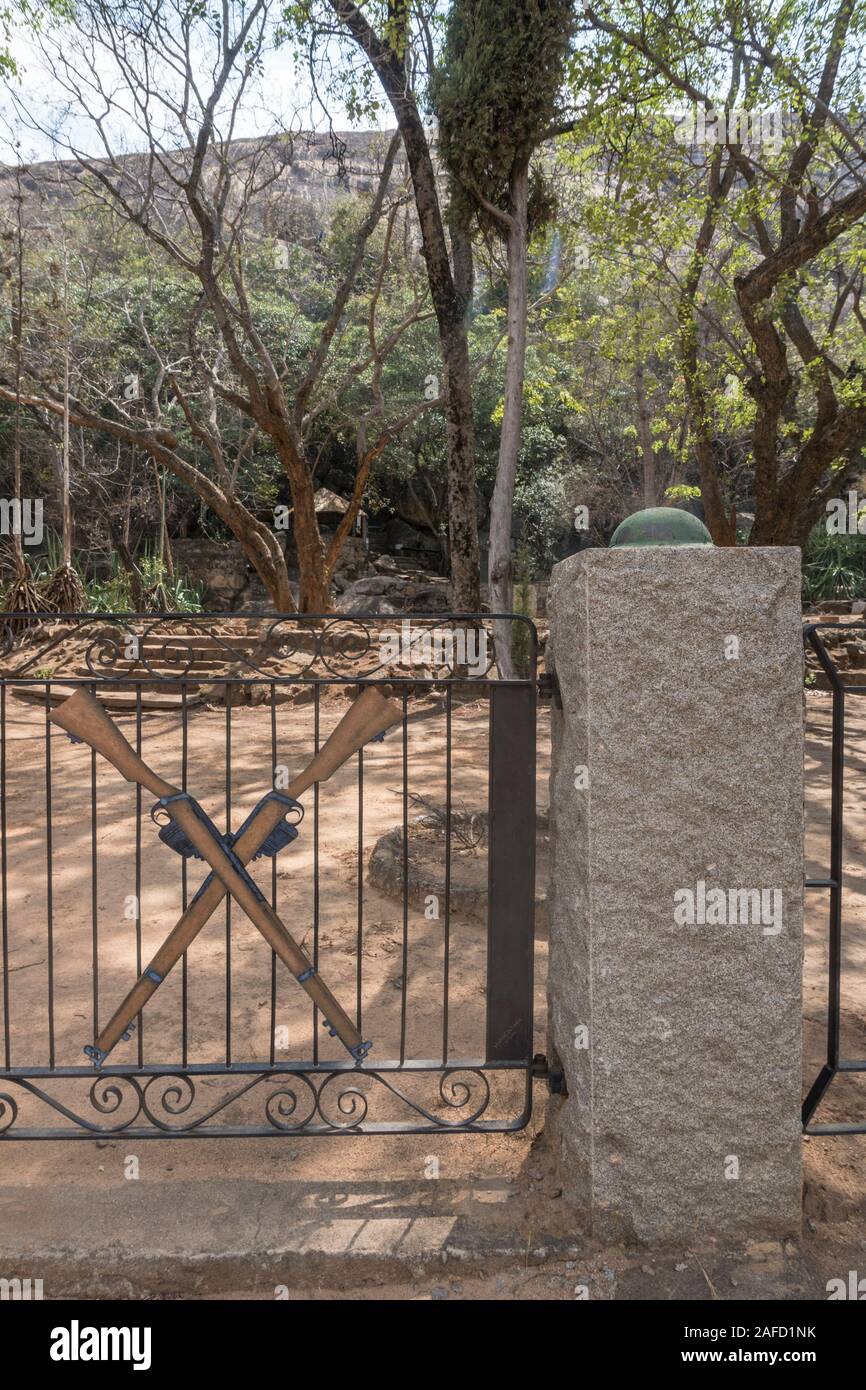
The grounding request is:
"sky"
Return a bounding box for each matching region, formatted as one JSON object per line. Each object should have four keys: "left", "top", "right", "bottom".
{"left": 0, "top": 11, "right": 394, "bottom": 166}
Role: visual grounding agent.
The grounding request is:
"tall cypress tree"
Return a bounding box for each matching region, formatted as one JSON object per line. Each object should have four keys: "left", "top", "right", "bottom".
{"left": 434, "top": 0, "right": 574, "bottom": 675}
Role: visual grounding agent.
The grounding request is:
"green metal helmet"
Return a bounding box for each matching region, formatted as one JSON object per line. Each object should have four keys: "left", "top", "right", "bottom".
{"left": 609, "top": 506, "right": 713, "bottom": 548}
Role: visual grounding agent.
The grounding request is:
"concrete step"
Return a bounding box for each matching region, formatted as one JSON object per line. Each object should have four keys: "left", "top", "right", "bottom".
{"left": 71, "top": 665, "right": 213, "bottom": 688}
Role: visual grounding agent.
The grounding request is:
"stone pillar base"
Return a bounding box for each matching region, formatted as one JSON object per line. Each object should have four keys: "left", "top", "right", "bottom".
{"left": 546, "top": 546, "right": 803, "bottom": 1243}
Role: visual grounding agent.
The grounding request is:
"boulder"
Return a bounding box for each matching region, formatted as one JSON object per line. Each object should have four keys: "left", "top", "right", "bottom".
{"left": 341, "top": 592, "right": 401, "bottom": 616}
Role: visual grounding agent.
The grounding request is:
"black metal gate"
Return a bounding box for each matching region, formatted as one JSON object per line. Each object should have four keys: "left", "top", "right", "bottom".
{"left": 0, "top": 612, "right": 539, "bottom": 1139}
{"left": 803, "top": 621, "right": 866, "bottom": 1135}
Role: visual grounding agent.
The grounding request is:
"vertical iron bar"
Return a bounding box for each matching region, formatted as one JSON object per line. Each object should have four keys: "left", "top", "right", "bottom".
{"left": 45, "top": 683, "right": 55, "bottom": 1069}
{"left": 181, "top": 683, "right": 189, "bottom": 1069}
{"left": 135, "top": 686, "right": 143, "bottom": 1066}
{"left": 485, "top": 683, "right": 536, "bottom": 1064}
{"left": 442, "top": 686, "right": 452, "bottom": 1064}
{"left": 357, "top": 744, "right": 364, "bottom": 1031}
{"left": 90, "top": 681, "right": 99, "bottom": 1039}
{"left": 225, "top": 685, "right": 232, "bottom": 1066}
{"left": 269, "top": 682, "right": 277, "bottom": 1067}
{"left": 0, "top": 684, "right": 8, "bottom": 1069}
{"left": 399, "top": 689, "right": 409, "bottom": 1065}
{"left": 827, "top": 684, "right": 844, "bottom": 1071}
{"left": 312, "top": 683, "right": 320, "bottom": 1063}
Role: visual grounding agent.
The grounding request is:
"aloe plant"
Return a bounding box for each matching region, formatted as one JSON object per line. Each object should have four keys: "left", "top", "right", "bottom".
{"left": 802, "top": 526, "right": 866, "bottom": 604}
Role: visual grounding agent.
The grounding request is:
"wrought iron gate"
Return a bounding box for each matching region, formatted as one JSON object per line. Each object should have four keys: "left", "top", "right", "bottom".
{"left": 804, "top": 621, "right": 866, "bottom": 1135}
{"left": 0, "top": 612, "right": 539, "bottom": 1139}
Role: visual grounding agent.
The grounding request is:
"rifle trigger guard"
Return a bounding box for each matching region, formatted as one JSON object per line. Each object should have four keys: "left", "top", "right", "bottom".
{"left": 241, "top": 791, "right": 303, "bottom": 859}
{"left": 151, "top": 792, "right": 303, "bottom": 862}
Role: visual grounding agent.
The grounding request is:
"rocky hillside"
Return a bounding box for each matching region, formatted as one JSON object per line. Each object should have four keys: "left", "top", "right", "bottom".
{"left": 0, "top": 128, "right": 399, "bottom": 238}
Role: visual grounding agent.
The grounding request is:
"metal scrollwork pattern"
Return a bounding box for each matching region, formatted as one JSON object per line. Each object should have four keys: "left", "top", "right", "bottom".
{"left": 0, "top": 1066, "right": 528, "bottom": 1139}
{"left": 0, "top": 612, "right": 528, "bottom": 684}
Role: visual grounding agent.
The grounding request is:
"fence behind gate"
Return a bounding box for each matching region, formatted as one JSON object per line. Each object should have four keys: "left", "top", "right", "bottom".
{"left": 0, "top": 612, "right": 540, "bottom": 1139}
{"left": 804, "top": 621, "right": 866, "bottom": 1135}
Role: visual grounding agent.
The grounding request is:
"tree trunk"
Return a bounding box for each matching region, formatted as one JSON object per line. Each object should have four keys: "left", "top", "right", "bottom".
{"left": 441, "top": 320, "right": 482, "bottom": 610}
{"left": 61, "top": 333, "right": 72, "bottom": 567}
{"left": 11, "top": 171, "right": 25, "bottom": 583}
{"left": 489, "top": 163, "right": 529, "bottom": 679}
{"left": 678, "top": 299, "right": 737, "bottom": 545}
{"left": 401, "top": 115, "right": 481, "bottom": 610}
{"left": 326, "top": 1, "right": 482, "bottom": 609}
{"left": 232, "top": 510, "right": 298, "bottom": 612}
{"left": 286, "top": 468, "right": 328, "bottom": 612}
{"left": 635, "top": 358, "right": 657, "bottom": 508}
{"left": 108, "top": 518, "right": 146, "bottom": 610}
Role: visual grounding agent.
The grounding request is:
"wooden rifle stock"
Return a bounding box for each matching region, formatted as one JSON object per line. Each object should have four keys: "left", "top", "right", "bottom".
{"left": 49, "top": 687, "right": 402, "bottom": 1064}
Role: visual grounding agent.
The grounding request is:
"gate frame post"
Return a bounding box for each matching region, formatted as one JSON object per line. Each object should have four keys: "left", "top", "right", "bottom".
{"left": 486, "top": 683, "right": 536, "bottom": 1064}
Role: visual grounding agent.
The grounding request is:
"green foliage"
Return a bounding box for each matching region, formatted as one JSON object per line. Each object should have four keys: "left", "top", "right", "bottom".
{"left": 85, "top": 551, "right": 203, "bottom": 614}
{"left": 802, "top": 527, "right": 866, "bottom": 603}
{"left": 0, "top": 0, "right": 72, "bottom": 76}
{"left": 434, "top": 0, "right": 574, "bottom": 233}
{"left": 560, "top": 0, "right": 866, "bottom": 542}
{"left": 665, "top": 485, "right": 701, "bottom": 502}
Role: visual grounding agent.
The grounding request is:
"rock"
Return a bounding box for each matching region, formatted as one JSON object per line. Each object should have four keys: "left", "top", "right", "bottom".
{"left": 368, "top": 823, "right": 488, "bottom": 921}
{"left": 381, "top": 518, "right": 439, "bottom": 554}
{"left": 337, "top": 575, "right": 408, "bottom": 616}
{"left": 342, "top": 593, "right": 400, "bottom": 617}
{"left": 170, "top": 538, "right": 251, "bottom": 609}
{"left": 373, "top": 554, "right": 400, "bottom": 574}
{"left": 546, "top": 546, "right": 803, "bottom": 1242}
{"left": 814, "top": 598, "right": 855, "bottom": 614}
{"left": 405, "top": 582, "right": 450, "bottom": 613}
{"left": 343, "top": 575, "right": 396, "bottom": 596}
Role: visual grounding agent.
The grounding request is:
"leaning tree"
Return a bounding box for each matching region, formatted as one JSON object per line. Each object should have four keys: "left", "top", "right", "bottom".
{"left": 1, "top": 0, "right": 441, "bottom": 610}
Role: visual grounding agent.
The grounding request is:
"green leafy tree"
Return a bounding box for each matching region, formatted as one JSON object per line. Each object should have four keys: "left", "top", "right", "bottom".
{"left": 575, "top": 0, "right": 866, "bottom": 545}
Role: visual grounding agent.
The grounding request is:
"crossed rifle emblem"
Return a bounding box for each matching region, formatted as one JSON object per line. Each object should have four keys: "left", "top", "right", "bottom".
{"left": 49, "top": 687, "right": 402, "bottom": 1068}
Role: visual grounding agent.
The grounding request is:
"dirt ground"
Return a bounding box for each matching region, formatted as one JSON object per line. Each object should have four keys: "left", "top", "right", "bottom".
{"left": 1, "top": 687, "right": 866, "bottom": 1299}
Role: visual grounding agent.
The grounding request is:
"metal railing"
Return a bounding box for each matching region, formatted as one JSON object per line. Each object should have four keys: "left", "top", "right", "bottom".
{"left": 803, "top": 621, "right": 866, "bottom": 1135}
{"left": 0, "top": 612, "right": 539, "bottom": 1139}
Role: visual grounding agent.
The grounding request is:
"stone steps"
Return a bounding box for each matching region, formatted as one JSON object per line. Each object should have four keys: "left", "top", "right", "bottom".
{"left": 5, "top": 622, "right": 379, "bottom": 709}
{"left": 11, "top": 683, "right": 203, "bottom": 712}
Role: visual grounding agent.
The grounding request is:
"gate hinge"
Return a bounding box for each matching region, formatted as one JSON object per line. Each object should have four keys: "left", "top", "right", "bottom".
{"left": 537, "top": 671, "right": 561, "bottom": 708}
{"left": 532, "top": 1052, "right": 567, "bottom": 1096}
